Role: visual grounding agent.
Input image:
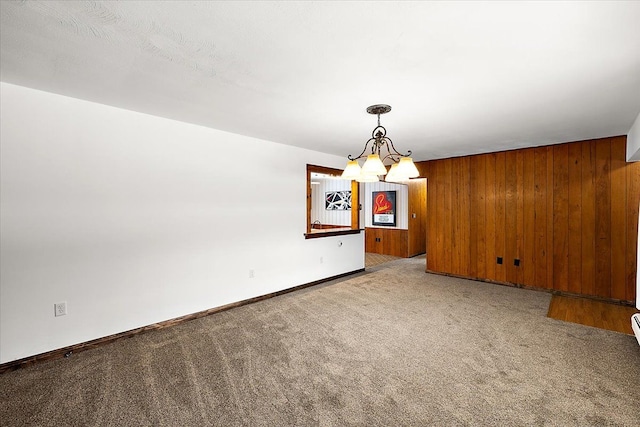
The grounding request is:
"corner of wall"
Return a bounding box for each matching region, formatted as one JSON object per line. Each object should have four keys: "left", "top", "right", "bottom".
{"left": 626, "top": 111, "right": 640, "bottom": 161}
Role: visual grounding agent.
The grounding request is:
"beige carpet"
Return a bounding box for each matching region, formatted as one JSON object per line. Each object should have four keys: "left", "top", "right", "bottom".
{"left": 1, "top": 256, "right": 639, "bottom": 426}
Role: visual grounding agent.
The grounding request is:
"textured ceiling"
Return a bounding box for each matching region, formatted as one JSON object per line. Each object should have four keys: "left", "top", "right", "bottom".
{"left": 1, "top": 1, "right": 640, "bottom": 161}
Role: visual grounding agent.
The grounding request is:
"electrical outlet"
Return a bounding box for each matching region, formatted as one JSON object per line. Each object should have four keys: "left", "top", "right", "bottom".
{"left": 54, "top": 302, "right": 67, "bottom": 317}
{"left": 249, "top": 269, "right": 255, "bottom": 278}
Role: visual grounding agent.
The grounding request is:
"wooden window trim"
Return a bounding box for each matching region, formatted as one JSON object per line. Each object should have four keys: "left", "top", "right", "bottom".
{"left": 305, "top": 164, "right": 360, "bottom": 239}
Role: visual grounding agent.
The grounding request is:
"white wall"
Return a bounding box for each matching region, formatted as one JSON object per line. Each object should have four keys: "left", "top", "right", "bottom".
{"left": 0, "top": 83, "right": 364, "bottom": 364}
{"left": 637, "top": 202, "right": 640, "bottom": 310}
{"left": 311, "top": 178, "right": 351, "bottom": 226}
{"left": 362, "top": 182, "right": 409, "bottom": 229}
{"left": 627, "top": 111, "right": 640, "bottom": 161}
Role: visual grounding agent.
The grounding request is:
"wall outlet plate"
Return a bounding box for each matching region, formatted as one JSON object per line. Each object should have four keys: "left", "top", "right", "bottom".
{"left": 54, "top": 302, "right": 67, "bottom": 317}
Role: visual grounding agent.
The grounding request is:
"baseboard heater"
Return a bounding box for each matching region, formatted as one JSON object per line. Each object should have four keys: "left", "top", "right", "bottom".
{"left": 632, "top": 314, "right": 640, "bottom": 347}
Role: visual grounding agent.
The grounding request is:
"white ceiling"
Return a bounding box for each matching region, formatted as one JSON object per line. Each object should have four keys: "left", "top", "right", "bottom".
{"left": 2, "top": 1, "right": 639, "bottom": 161}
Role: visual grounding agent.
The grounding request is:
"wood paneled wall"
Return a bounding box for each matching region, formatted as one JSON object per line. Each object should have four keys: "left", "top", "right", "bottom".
{"left": 365, "top": 227, "right": 409, "bottom": 257}
{"left": 408, "top": 179, "right": 427, "bottom": 256}
{"left": 416, "top": 136, "right": 640, "bottom": 304}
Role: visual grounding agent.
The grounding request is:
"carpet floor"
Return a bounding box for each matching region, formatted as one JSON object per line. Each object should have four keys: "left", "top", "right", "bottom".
{"left": 1, "top": 256, "right": 639, "bottom": 426}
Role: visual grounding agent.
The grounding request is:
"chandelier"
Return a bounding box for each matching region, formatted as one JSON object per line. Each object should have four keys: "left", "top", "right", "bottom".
{"left": 341, "top": 104, "right": 419, "bottom": 183}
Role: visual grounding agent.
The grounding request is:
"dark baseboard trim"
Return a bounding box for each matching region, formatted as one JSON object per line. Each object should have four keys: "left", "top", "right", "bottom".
{"left": 425, "top": 269, "right": 636, "bottom": 307}
{"left": 0, "top": 268, "right": 365, "bottom": 374}
{"left": 304, "top": 229, "right": 361, "bottom": 239}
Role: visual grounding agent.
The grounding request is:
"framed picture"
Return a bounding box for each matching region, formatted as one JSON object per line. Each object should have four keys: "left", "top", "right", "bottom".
{"left": 372, "top": 191, "right": 396, "bottom": 226}
{"left": 325, "top": 191, "right": 351, "bottom": 210}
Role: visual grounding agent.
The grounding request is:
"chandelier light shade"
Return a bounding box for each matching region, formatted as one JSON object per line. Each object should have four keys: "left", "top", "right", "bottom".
{"left": 341, "top": 104, "right": 419, "bottom": 183}
{"left": 357, "top": 173, "right": 380, "bottom": 183}
{"left": 396, "top": 156, "right": 420, "bottom": 178}
{"left": 385, "top": 163, "right": 402, "bottom": 183}
{"left": 361, "top": 154, "right": 388, "bottom": 176}
{"left": 341, "top": 160, "right": 362, "bottom": 180}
